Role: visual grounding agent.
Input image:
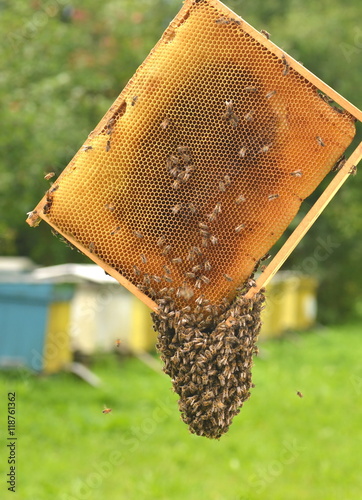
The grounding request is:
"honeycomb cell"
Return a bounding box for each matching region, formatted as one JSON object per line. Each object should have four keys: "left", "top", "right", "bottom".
{"left": 28, "top": 0, "right": 356, "bottom": 314}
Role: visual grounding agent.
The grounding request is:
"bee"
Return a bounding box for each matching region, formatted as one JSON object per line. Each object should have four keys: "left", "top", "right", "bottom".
{"left": 140, "top": 254, "right": 147, "bottom": 264}
{"left": 244, "top": 110, "right": 254, "bottom": 122}
{"left": 152, "top": 275, "right": 161, "bottom": 283}
{"left": 215, "top": 17, "right": 230, "bottom": 25}
{"left": 89, "top": 242, "right": 95, "bottom": 253}
{"left": 244, "top": 86, "right": 258, "bottom": 93}
{"left": 290, "top": 170, "right": 303, "bottom": 177}
{"left": 261, "top": 252, "right": 271, "bottom": 261}
{"left": 204, "top": 261, "right": 212, "bottom": 271}
{"left": 160, "top": 118, "right": 170, "bottom": 129}
{"left": 224, "top": 174, "right": 231, "bottom": 186}
{"left": 268, "top": 194, "right": 279, "bottom": 201}
{"left": 102, "top": 406, "right": 112, "bottom": 414}
{"left": 316, "top": 136, "right": 325, "bottom": 147}
{"left": 239, "top": 147, "right": 247, "bottom": 158}
{"left": 210, "top": 235, "right": 218, "bottom": 245}
{"left": 191, "top": 246, "right": 202, "bottom": 255}
{"left": 115, "top": 339, "right": 122, "bottom": 347}
{"left": 171, "top": 257, "right": 182, "bottom": 264}
{"left": 235, "top": 224, "right": 245, "bottom": 233}
{"left": 185, "top": 272, "right": 196, "bottom": 279}
{"left": 235, "top": 194, "right": 246, "bottom": 204}
{"left": 349, "top": 165, "right": 357, "bottom": 176}
{"left": 198, "top": 222, "right": 209, "bottom": 231}
{"left": 200, "top": 229, "right": 210, "bottom": 239}
{"left": 188, "top": 203, "right": 197, "bottom": 214}
{"left": 172, "top": 204, "right": 182, "bottom": 214}
{"left": 133, "top": 230, "right": 144, "bottom": 239}
{"left": 219, "top": 181, "right": 226, "bottom": 192}
{"left": 44, "top": 172, "right": 55, "bottom": 180}
{"left": 157, "top": 235, "right": 166, "bottom": 247}
{"left": 296, "top": 391, "right": 303, "bottom": 398}
{"left": 131, "top": 96, "right": 138, "bottom": 106}
{"left": 178, "top": 286, "right": 194, "bottom": 300}
{"left": 260, "top": 29, "right": 271, "bottom": 39}
{"left": 110, "top": 226, "right": 121, "bottom": 235}
{"left": 105, "top": 140, "right": 111, "bottom": 152}
{"left": 195, "top": 279, "right": 202, "bottom": 289}
{"left": 266, "top": 90, "right": 276, "bottom": 99}
{"left": 214, "top": 202, "right": 222, "bottom": 214}
{"left": 162, "top": 245, "right": 172, "bottom": 255}
{"left": 163, "top": 264, "right": 171, "bottom": 274}
{"left": 170, "top": 154, "right": 180, "bottom": 165}
{"left": 172, "top": 180, "right": 181, "bottom": 190}
{"left": 281, "top": 54, "right": 290, "bottom": 75}
{"left": 259, "top": 144, "right": 270, "bottom": 153}
{"left": 223, "top": 274, "right": 233, "bottom": 282}
{"left": 104, "top": 203, "right": 115, "bottom": 211}
{"left": 230, "top": 115, "right": 239, "bottom": 128}
{"left": 247, "top": 279, "right": 257, "bottom": 287}
{"left": 200, "top": 275, "right": 210, "bottom": 284}
{"left": 163, "top": 275, "right": 173, "bottom": 283}
{"left": 133, "top": 265, "right": 141, "bottom": 277}
{"left": 331, "top": 155, "right": 346, "bottom": 172}
{"left": 82, "top": 145, "right": 93, "bottom": 152}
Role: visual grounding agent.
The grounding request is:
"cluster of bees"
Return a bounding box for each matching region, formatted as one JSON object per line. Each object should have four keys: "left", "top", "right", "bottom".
{"left": 166, "top": 145, "right": 196, "bottom": 190}
{"left": 153, "top": 287, "right": 266, "bottom": 438}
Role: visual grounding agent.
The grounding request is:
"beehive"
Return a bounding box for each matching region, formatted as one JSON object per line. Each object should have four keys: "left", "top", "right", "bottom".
{"left": 27, "top": 0, "right": 360, "bottom": 314}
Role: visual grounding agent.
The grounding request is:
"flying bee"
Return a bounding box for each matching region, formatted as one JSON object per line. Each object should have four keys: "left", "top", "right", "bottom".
{"left": 140, "top": 254, "right": 147, "bottom": 264}
{"left": 316, "top": 136, "right": 325, "bottom": 147}
{"left": 115, "top": 339, "right": 122, "bottom": 347}
{"left": 268, "top": 194, "right": 279, "bottom": 201}
{"left": 223, "top": 274, "right": 233, "bottom": 281}
{"left": 133, "top": 265, "right": 141, "bottom": 277}
{"left": 44, "top": 172, "right": 55, "bottom": 180}
{"left": 239, "top": 147, "right": 247, "bottom": 158}
{"left": 290, "top": 170, "right": 303, "bottom": 177}
{"left": 157, "top": 235, "right": 166, "bottom": 247}
{"left": 296, "top": 391, "right": 303, "bottom": 398}
{"left": 244, "top": 110, "right": 254, "bottom": 122}
{"left": 244, "top": 86, "right": 258, "bottom": 93}
{"left": 82, "top": 145, "right": 93, "bottom": 152}
{"left": 131, "top": 95, "right": 138, "bottom": 106}
{"left": 204, "top": 261, "right": 212, "bottom": 271}
{"left": 105, "top": 140, "right": 111, "bottom": 152}
{"left": 171, "top": 257, "right": 182, "bottom": 264}
{"left": 210, "top": 235, "right": 218, "bottom": 245}
{"left": 102, "top": 406, "right": 112, "bottom": 414}
{"left": 235, "top": 194, "right": 246, "bottom": 204}
{"left": 281, "top": 54, "right": 290, "bottom": 75}
{"left": 266, "top": 90, "right": 276, "bottom": 99}
{"left": 110, "top": 226, "right": 121, "bottom": 235}
{"left": 162, "top": 245, "right": 171, "bottom": 255}
{"left": 133, "top": 230, "right": 144, "bottom": 239}
{"left": 172, "top": 203, "right": 182, "bottom": 214}
{"left": 104, "top": 203, "right": 115, "bottom": 211}
{"left": 89, "top": 242, "right": 95, "bottom": 253}
{"left": 235, "top": 224, "right": 245, "bottom": 233}
{"left": 260, "top": 29, "right": 271, "bottom": 39}
{"left": 160, "top": 118, "right": 170, "bottom": 129}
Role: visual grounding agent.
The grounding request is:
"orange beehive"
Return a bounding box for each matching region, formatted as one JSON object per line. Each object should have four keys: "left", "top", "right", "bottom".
{"left": 27, "top": 0, "right": 361, "bottom": 315}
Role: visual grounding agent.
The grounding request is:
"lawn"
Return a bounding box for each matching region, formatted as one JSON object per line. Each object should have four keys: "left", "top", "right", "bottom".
{"left": 1, "top": 324, "right": 362, "bottom": 500}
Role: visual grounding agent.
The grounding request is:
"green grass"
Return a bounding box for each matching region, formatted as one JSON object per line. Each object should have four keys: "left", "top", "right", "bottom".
{"left": 1, "top": 324, "right": 362, "bottom": 500}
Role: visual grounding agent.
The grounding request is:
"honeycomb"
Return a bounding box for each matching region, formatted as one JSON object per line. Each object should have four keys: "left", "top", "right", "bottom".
{"left": 27, "top": 0, "right": 356, "bottom": 314}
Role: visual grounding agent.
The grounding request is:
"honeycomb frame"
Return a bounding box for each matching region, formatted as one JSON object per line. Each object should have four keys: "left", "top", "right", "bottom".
{"left": 27, "top": 0, "right": 362, "bottom": 313}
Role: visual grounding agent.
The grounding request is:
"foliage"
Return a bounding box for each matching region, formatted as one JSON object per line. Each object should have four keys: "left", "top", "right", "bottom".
{"left": 0, "top": 0, "right": 361, "bottom": 320}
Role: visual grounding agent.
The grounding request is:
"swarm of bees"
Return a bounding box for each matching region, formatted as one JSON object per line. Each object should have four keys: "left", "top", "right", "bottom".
{"left": 153, "top": 288, "right": 266, "bottom": 439}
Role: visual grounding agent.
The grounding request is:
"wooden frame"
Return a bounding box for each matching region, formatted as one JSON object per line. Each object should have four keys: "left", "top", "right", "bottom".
{"left": 27, "top": 0, "right": 362, "bottom": 311}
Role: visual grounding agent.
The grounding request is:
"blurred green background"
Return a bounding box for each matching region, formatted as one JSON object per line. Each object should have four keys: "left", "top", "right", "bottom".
{"left": 0, "top": 0, "right": 361, "bottom": 499}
